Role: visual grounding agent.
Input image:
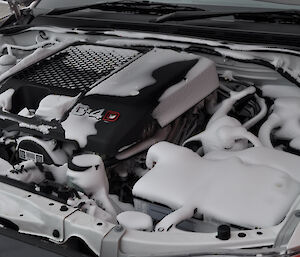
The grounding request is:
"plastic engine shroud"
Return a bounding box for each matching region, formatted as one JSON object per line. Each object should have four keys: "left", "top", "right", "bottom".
{"left": 0, "top": 43, "right": 218, "bottom": 156}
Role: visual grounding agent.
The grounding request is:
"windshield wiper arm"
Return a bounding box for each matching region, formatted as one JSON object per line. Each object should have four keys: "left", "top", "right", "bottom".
{"left": 50, "top": 0, "right": 203, "bottom": 16}
{"left": 154, "top": 9, "right": 300, "bottom": 24}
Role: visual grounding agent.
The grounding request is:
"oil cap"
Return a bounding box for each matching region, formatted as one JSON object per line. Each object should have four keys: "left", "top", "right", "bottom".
{"left": 217, "top": 225, "right": 231, "bottom": 240}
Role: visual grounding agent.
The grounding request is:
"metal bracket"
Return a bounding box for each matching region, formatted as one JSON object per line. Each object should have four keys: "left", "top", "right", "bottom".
{"left": 101, "top": 225, "right": 126, "bottom": 257}
{"left": 274, "top": 210, "right": 300, "bottom": 248}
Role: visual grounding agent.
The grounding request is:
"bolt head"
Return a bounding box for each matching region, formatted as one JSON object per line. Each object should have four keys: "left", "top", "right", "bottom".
{"left": 60, "top": 205, "right": 68, "bottom": 212}
{"left": 52, "top": 229, "right": 60, "bottom": 238}
{"left": 114, "top": 225, "right": 124, "bottom": 232}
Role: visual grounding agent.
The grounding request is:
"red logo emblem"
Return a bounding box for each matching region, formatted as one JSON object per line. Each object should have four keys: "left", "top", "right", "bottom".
{"left": 103, "top": 111, "right": 120, "bottom": 122}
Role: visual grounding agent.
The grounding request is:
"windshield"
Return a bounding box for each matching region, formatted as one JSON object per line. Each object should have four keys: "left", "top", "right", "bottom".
{"left": 36, "top": 0, "right": 300, "bottom": 10}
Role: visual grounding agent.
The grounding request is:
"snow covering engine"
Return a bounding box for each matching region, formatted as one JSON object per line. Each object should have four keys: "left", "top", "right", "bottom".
{"left": 2, "top": 29, "right": 300, "bottom": 254}
{"left": 0, "top": 43, "right": 218, "bottom": 163}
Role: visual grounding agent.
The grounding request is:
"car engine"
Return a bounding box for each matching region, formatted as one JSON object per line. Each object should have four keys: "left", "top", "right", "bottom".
{"left": 1, "top": 27, "right": 300, "bottom": 255}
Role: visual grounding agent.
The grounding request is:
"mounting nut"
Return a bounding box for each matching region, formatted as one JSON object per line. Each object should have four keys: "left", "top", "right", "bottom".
{"left": 114, "top": 225, "right": 124, "bottom": 232}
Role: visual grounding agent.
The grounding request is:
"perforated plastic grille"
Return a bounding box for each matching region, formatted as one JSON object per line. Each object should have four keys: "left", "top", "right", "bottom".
{"left": 14, "top": 45, "right": 141, "bottom": 91}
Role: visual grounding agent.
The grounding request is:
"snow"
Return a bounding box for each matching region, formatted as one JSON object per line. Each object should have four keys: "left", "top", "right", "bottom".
{"left": 72, "top": 154, "right": 101, "bottom": 167}
{"left": 0, "top": 54, "right": 17, "bottom": 66}
{"left": 215, "top": 48, "right": 255, "bottom": 61}
{"left": 243, "top": 95, "right": 267, "bottom": 129}
{"left": 0, "top": 159, "right": 44, "bottom": 184}
{"left": 67, "top": 154, "right": 117, "bottom": 216}
{"left": 117, "top": 211, "right": 153, "bottom": 231}
{"left": 87, "top": 48, "right": 198, "bottom": 97}
{"left": 9, "top": 160, "right": 45, "bottom": 184}
{"left": 99, "top": 38, "right": 189, "bottom": 48}
{"left": 1, "top": 26, "right": 300, "bottom": 233}
{"left": 43, "top": 164, "right": 68, "bottom": 184}
{"left": 61, "top": 104, "right": 98, "bottom": 148}
{"left": 0, "top": 39, "right": 58, "bottom": 55}
{"left": 25, "top": 26, "right": 87, "bottom": 35}
{"left": 290, "top": 137, "right": 300, "bottom": 151}
{"left": 133, "top": 142, "right": 300, "bottom": 229}
{"left": 19, "top": 27, "right": 300, "bottom": 57}
{"left": 152, "top": 55, "right": 219, "bottom": 127}
{"left": 184, "top": 87, "right": 262, "bottom": 154}
{"left": 18, "top": 108, "right": 35, "bottom": 118}
{"left": 35, "top": 94, "right": 80, "bottom": 121}
{"left": 67, "top": 191, "right": 116, "bottom": 223}
{"left": 205, "top": 146, "right": 300, "bottom": 184}
{"left": 102, "top": 31, "right": 300, "bottom": 86}
{"left": 0, "top": 157, "right": 12, "bottom": 175}
{"left": 17, "top": 136, "right": 68, "bottom": 165}
{"left": 0, "top": 39, "right": 76, "bottom": 84}
{"left": 18, "top": 123, "right": 55, "bottom": 134}
{"left": 262, "top": 85, "right": 300, "bottom": 99}
{"left": 214, "top": 49, "right": 300, "bottom": 84}
{"left": 259, "top": 97, "right": 300, "bottom": 147}
{"left": 0, "top": 89, "right": 14, "bottom": 111}
{"left": 104, "top": 30, "right": 300, "bottom": 56}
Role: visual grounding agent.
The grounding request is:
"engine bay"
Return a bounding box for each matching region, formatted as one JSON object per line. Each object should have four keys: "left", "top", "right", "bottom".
{"left": 1, "top": 26, "right": 300, "bottom": 255}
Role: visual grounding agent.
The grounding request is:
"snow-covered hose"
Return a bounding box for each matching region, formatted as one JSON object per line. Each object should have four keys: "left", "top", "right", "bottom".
{"left": 1, "top": 39, "right": 58, "bottom": 55}
{"left": 243, "top": 95, "right": 267, "bottom": 129}
{"left": 258, "top": 113, "right": 282, "bottom": 148}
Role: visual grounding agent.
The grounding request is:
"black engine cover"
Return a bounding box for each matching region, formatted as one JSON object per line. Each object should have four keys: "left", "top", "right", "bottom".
{"left": 0, "top": 43, "right": 205, "bottom": 156}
